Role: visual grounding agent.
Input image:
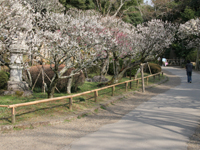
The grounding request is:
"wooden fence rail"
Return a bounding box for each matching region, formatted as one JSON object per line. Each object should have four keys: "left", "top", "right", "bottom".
{"left": 0, "top": 72, "right": 163, "bottom": 124}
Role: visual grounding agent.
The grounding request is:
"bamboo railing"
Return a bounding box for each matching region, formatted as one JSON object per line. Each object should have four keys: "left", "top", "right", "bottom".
{"left": 0, "top": 72, "right": 163, "bottom": 124}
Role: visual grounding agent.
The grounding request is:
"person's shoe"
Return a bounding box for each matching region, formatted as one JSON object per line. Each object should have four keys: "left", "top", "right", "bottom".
{"left": 190, "top": 81, "right": 192, "bottom": 83}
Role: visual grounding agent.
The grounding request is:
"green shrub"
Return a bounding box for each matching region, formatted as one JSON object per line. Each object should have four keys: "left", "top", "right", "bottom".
{"left": 15, "top": 91, "right": 24, "bottom": 97}
{"left": 108, "top": 59, "right": 140, "bottom": 77}
{"left": 127, "top": 65, "right": 140, "bottom": 76}
{"left": 0, "top": 71, "right": 9, "bottom": 89}
{"left": 87, "top": 65, "right": 101, "bottom": 75}
{"left": 181, "top": 63, "right": 186, "bottom": 68}
{"left": 144, "top": 63, "right": 161, "bottom": 74}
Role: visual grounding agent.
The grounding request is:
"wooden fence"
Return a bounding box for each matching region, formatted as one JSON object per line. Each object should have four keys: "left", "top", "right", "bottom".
{"left": 166, "top": 59, "right": 184, "bottom": 66}
{"left": 0, "top": 72, "right": 163, "bottom": 124}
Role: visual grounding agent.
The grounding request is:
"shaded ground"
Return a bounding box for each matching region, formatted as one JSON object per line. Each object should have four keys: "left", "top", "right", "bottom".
{"left": 187, "top": 69, "right": 200, "bottom": 150}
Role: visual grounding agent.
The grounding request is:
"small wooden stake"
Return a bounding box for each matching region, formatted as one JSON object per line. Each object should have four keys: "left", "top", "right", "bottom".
{"left": 153, "top": 76, "right": 155, "bottom": 82}
{"left": 147, "top": 62, "right": 152, "bottom": 75}
{"left": 112, "top": 86, "right": 115, "bottom": 96}
{"left": 94, "top": 91, "right": 98, "bottom": 102}
{"left": 11, "top": 107, "right": 15, "bottom": 124}
{"left": 125, "top": 82, "right": 128, "bottom": 92}
{"left": 129, "top": 71, "right": 132, "bottom": 89}
{"left": 141, "top": 64, "right": 145, "bottom": 93}
{"left": 69, "top": 97, "right": 73, "bottom": 110}
{"left": 146, "top": 77, "right": 149, "bottom": 85}
{"left": 136, "top": 79, "right": 139, "bottom": 88}
{"left": 31, "top": 69, "right": 42, "bottom": 91}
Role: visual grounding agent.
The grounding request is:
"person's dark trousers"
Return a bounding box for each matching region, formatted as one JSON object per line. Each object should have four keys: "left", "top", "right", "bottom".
{"left": 187, "top": 71, "right": 192, "bottom": 83}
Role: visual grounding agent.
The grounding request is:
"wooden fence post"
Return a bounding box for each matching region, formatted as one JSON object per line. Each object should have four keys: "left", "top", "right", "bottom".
{"left": 11, "top": 107, "right": 15, "bottom": 124}
{"left": 159, "top": 73, "right": 160, "bottom": 80}
{"left": 136, "top": 79, "right": 139, "bottom": 88}
{"left": 125, "top": 82, "right": 128, "bottom": 92}
{"left": 112, "top": 86, "right": 115, "bottom": 96}
{"left": 129, "top": 71, "right": 132, "bottom": 89}
{"left": 69, "top": 97, "right": 73, "bottom": 110}
{"left": 94, "top": 91, "right": 98, "bottom": 102}
{"left": 141, "top": 64, "right": 145, "bottom": 93}
{"left": 146, "top": 77, "right": 149, "bottom": 85}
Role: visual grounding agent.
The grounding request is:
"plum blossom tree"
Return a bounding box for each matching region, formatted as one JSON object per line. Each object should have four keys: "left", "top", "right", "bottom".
{"left": 31, "top": 10, "right": 111, "bottom": 97}
{"left": 100, "top": 18, "right": 176, "bottom": 85}
{"left": 178, "top": 18, "right": 200, "bottom": 70}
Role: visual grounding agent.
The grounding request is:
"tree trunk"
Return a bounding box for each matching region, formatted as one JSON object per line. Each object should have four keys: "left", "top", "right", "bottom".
{"left": 141, "top": 64, "right": 145, "bottom": 93}
{"left": 111, "top": 61, "right": 140, "bottom": 84}
{"left": 98, "top": 59, "right": 140, "bottom": 86}
{"left": 67, "top": 70, "right": 74, "bottom": 94}
{"left": 47, "top": 74, "right": 59, "bottom": 98}
{"left": 100, "top": 55, "right": 109, "bottom": 82}
{"left": 67, "top": 77, "right": 73, "bottom": 94}
{"left": 135, "top": 68, "right": 141, "bottom": 79}
{"left": 67, "top": 78, "right": 72, "bottom": 94}
{"left": 42, "top": 66, "right": 45, "bottom": 93}
{"left": 100, "top": 65, "right": 130, "bottom": 86}
{"left": 112, "top": 1, "right": 124, "bottom": 17}
{"left": 84, "top": 68, "right": 88, "bottom": 78}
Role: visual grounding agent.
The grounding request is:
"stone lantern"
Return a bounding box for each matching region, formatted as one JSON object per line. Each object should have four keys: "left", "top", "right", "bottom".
{"left": 5, "top": 35, "right": 32, "bottom": 96}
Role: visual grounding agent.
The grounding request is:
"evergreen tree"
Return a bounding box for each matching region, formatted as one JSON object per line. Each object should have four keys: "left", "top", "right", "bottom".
{"left": 59, "top": 0, "right": 96, "bottom": 13}
{"left": 143, "top": 0, "right": 200, "bottom": 23}
{"left": 59, "top": 0, "right": 144, "bottom": 26}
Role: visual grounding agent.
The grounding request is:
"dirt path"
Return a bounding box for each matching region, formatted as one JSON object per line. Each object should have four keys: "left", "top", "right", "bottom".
{"left": 0, "top": 68, "right": 198, "bottom": 150}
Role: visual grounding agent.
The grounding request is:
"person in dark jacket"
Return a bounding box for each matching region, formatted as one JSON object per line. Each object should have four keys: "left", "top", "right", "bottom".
{"left": 186, "top": 60, "right": 193, "bottom": 83}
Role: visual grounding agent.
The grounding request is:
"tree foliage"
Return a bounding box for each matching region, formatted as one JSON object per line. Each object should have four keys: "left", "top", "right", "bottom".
{"left": 59, "top": 0, "right": 144, "bottom": 26}
{"left": 59, "top": 0, "right": 95, "bottom": 11}
{"left": 143, "top": 0, "right": 200, "bottom": 23}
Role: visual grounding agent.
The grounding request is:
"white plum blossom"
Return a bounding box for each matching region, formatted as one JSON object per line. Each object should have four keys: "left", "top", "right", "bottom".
{"left": 178, "top": 18, "right": 200, "bottom": 48}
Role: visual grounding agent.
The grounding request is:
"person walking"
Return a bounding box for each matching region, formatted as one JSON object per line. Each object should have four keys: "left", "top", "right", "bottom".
{"left": 186, "top": 60, "right": 193, "bottom": 83}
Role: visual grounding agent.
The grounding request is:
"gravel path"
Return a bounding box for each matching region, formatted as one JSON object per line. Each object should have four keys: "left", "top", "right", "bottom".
{"left": 0, "top": 67, "right": 199, "bottom": 150}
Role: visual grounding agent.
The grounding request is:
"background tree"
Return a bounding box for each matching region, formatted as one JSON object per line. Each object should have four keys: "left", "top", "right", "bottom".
{"left": 143, "top": 0, "right": 200, "bottom": 23}
{"left": 59, "top": 0, "right": 144, "bottom": 26}
{"left": 59, "top": 0, "right": 96, "bottom": 14}
{"left": 178, "top": 18, "right": 200, "bottom": 70}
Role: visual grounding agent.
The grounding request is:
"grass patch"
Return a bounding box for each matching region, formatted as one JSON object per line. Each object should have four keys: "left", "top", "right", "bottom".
{"left": 94, "top": 108, "right": 98, "bottom": 113}
{"left": 13, "top": 127, "right": 22, "bottom": 131}
{"left": 64, "top": 119, "right": 70, "bottom": 122}
{"left": 100, "top": 105, "right": 106, "bottom": 110}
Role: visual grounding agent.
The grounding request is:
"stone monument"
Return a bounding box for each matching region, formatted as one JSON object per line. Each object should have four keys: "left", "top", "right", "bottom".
{"left": 4, "top": 34, "right": 32, "bottom": 96}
